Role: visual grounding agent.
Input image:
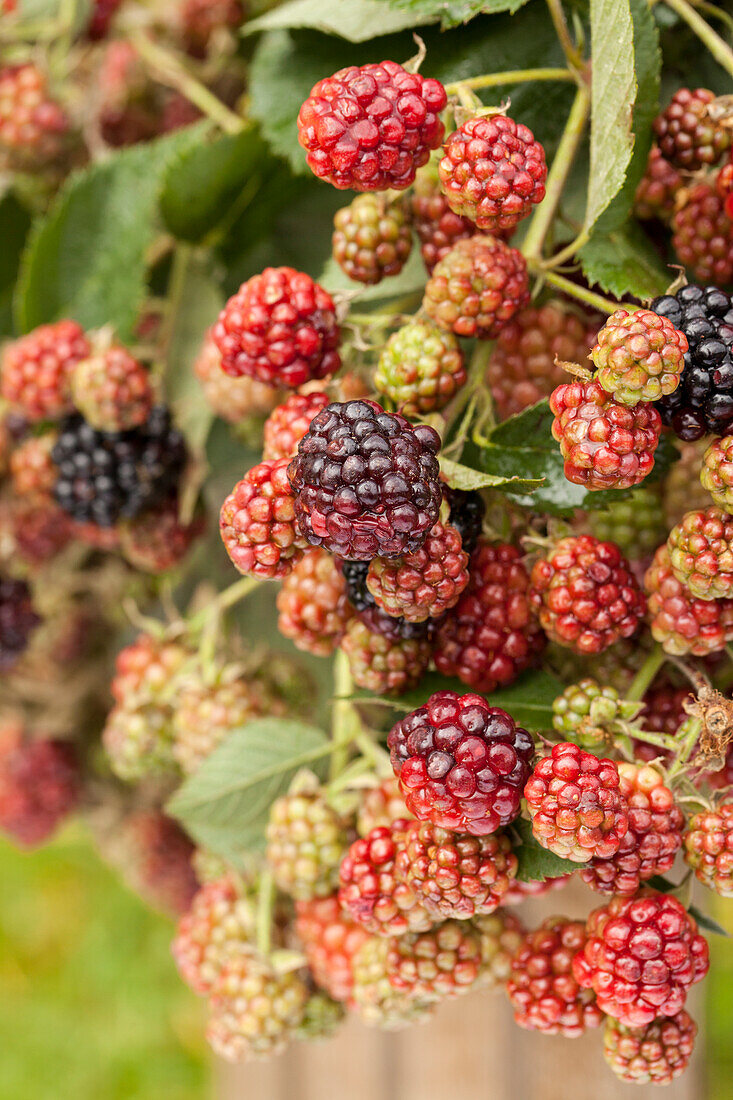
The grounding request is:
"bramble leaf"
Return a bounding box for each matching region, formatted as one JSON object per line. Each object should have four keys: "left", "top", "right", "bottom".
{"left": 168, "top": 718, "right": 331, "bottom": 861}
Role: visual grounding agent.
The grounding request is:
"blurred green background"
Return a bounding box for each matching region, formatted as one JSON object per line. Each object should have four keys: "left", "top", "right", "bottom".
{"left": 2, "top": 829, "right": 733, "bottom": 1100}
{"left": 0, "top": 827, "right": 209, "bottom": 1100}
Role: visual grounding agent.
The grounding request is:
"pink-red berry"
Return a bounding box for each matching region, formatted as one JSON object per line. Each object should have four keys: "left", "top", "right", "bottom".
{"left": 297, "top": 61, "right": 446, "bottom": 191}
{"left": 524, "top": 743, "right": 629, "bottom": 863}
{"left": 423, "top": 236, "right": 529, "bottom": 340}
{"left": 573, "top": 891, "right": 709, "bottom": 1027}
{"left": 550, "top": 378, "right": 661, "bottom": 491}
{"left": 388, "top": 691, "right": 535, "bottom": 836}
{"left": 438, "top": 114, "right": 546, "bottom": 231}
{"left": 220, "top": 458, "right": 304, "bottom": 579}
{"left": 530, "top": 535, "right": 646, "bottom": 654}
{"left": 213, "top": 268, "right": 340, "bottom": 388}
{"left": 1, "top": 321, "right": 90, "bottom": 421}
{"left": 433, "top": 540, "right": 544, "bottom": 692}
{"left": 506, "top": 917, "right": 604, "bottom": 1037}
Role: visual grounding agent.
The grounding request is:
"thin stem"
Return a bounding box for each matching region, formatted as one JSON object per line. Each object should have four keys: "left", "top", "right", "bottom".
{"left": 445, "top": 341, "right": 493, "bottom": 440}
{"left": 329, "top": 650, "right": 357, "bottom": 782}
{"left": 627, "top": 646, "right": 667, "bottom": 703}
{"left": 158, "top": 242, "right": 192, "bottom": 375}
{"left": 352, "top": 727, "right": 392, "bottom": 772}
{"left": 689, "top": 0, "right": 733, "bottom": 32}
{"left": 256, "top": 870, "right": 274, "bottom": 958}
{"left": 545, "top": 0, "right": 584, "bottom": 70}
{"left": 187, "top": 576, "right": 261, "bottom": 633}
{"left": 668, "top": 718, "right": 702, "bottom": 781}
{"left": 129, "top": 30, "right": 244, "bottom": 134}
{"left": 444, "top": 68, "right": 574, "bottom": 95}
{"left": 544, "top": 230, "right": 590, "bottom": 269}
{"left": 531, "top": 267, "right": 637, "bottom": 315}
{"left": 664, "top": 0, "right": 733, "bottom": 79}
{"left": 521, "top": 84, "right": 590, "bottom": 261}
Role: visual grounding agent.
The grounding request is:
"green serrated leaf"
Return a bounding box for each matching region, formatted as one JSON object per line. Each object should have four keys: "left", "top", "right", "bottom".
{"left": 160, "top": 126, "right": 269, "bottom": 243}
{"left": 167, "top": 718, "right": 330, "bottom": 860}
{"left": 15, "top": 124, "right": 206, "bottom": 341}
{"left": 372, "top": 0, "right": 529, "bottom": 30}
{"left": 0, "top": 193, "right": 31, "bottom": 338}
{"left": 439, "top": 455, "right": 543, "bottom": 494}
{"left": 587, "top": 0, "right": 660, "bottom": 237}
{"left": 163, "top": 252, "right": 221, "bottom": 469}
{"left": 471, "top": 399, "right": 678, "bottom": 517}
{"left": 512, "top": 817, "right": 578, "bottom": 883}
{"left": 579, "top": 221, "right": 672, "bottom": 301}
{"left": 244, "top": 0, "right": 431, "bottom": 39}
{"left": 584, "top": 0, "right": 636, "bottom": 232}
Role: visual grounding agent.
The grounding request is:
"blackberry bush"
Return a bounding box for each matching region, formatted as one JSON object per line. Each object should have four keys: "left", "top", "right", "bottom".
{"left": 5, "top": 2, "right": 733, "bottom": 1085}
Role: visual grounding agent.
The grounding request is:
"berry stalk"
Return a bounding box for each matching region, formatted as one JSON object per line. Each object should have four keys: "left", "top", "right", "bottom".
{"left": 128, "top": 29, "right": 243, "bottom": 135}
{"left": 521, "top": 83, "right": 590, "bottom": 261}
{"left": 187, "top": 576, "right": 262, "bottom": 634}
{"left": 443, "top": 68, "right": 575, "bottom": 95}
{"left": 664, "top": 0, "right": 733, "bottom": 80}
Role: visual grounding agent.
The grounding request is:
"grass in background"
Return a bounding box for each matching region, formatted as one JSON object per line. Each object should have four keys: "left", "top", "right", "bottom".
{"left": 707, "top": 901, "right": 733, "bottom": 1100}
{"left": 0, "top": 826, "right": 209, "bottom": 1100}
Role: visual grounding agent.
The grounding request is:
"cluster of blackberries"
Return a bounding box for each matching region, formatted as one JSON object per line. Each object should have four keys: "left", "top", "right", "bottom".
{"left": 653, "top": 285, "right": 733, "bottom": 439}
{"left": 52, "top": 407, "right": 187, "bottom": 527}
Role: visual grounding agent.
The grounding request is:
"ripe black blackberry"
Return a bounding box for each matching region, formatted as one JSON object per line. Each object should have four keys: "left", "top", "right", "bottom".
{"left": 340, "top": 560, "right": 374, "bottom": 614}
{"left": 0, "top": 577, "right": 40, "bottom": 670}
{"left": 288, "top": 400, "right": 442, "bottom": 561}
{"left": 653, "top": 284, "right": 733, "bottom": 440}
{"left": 444, "top": 487, "right": 485, "bottom": 557}
{"left": 52, "top": 406, "right": 187, "bottom": 526}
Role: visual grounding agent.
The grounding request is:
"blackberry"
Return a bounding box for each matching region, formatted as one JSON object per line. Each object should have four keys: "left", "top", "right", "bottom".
{"left": 438, "top": 114, "right": 547, "bottom": 231}
{"left": 587, "top": 486, "right": 668, "bottom": 561}
{"left": 444, "top": 487, "right": 485, "bottom": 557}
{"left": 654, "top": 88, "right": 730, "bottom": 171}
{"left": 374, "top": 320, "right": 466, "bottom": 416}
{"left": 340, "top": 616, "right": 431, "bottom": 695}
{"left": 340, "top": 559, "right": 374, "bottom": 614}
{"left": 297, "top": 61, "right": 446, "bottom": 192}
{"left": 0, "top": 577, "right": 40, "bottom": 670}
{"left": 342, "top": 563, "right": 431, "bottom": 642}
{"left": 388, "top": 691, "right": 535, "bottom": 835}
{"left": 673, "top": 182, "right": 733, "bottom": 286}
{"left": 287, "top": 400, "right": 442, "bottom": 561}
{"left": 51, "top": 407, "right": 186, "bottom": 527}
{"left": 332, "top": 194, "right": 412, "bottom": 285}
{"left": 653, "top": 284, "right": 733, "bottom": 441}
